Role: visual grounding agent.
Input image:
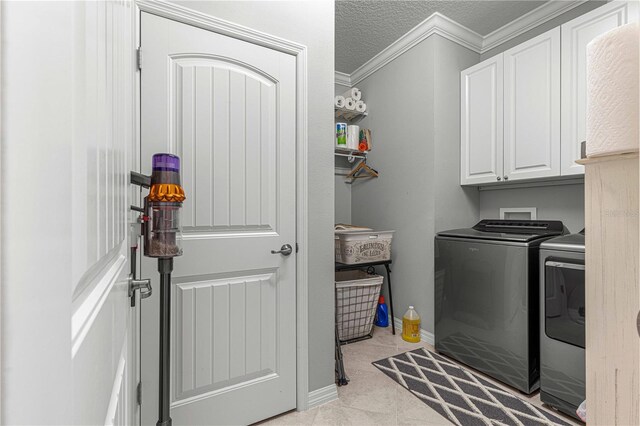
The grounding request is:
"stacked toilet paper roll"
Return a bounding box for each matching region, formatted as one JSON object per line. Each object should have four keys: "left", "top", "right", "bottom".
{"left": 341, "top": 88, "right": 361, "bottom": 101}
{"left": 586, "top": 22, "right": 639, "bottom": 157}
{"left": 334, "top": 87, "right": 366, "bottom": 113}
{"left": 344, "top": 97, "right": 356, "bottom": 111}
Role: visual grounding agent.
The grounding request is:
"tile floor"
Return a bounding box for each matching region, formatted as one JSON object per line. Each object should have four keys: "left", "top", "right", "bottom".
{"left": 259, "top": 326, "right": 580, "bottom": 425}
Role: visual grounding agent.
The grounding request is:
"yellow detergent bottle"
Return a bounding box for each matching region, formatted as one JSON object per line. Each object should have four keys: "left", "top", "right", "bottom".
{"left": 402, "top": 306, "right": 421, "bottom": 343}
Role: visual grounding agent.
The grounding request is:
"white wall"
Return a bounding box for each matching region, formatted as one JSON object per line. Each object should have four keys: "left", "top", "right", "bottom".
{"left": 168, "top": 1, "right": 336, "bottom": 393}
{"left": 351, "top": 35, "right": 479, "bottom": 335}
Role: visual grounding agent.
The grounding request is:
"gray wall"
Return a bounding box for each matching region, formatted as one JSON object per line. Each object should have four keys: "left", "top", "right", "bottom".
{"left": 335, "top": 83, "right": 350, "bottom": 96}
{"left": 169, "top": 1, "right": 336, "bottom": 393}
{"left": 476, "top": 1, "right": 602, "bottom": 233}
{"left": 433, "top": 36, "right": 482, "bottom": 235}
{"left": 431, "top": 36, "right": 481, "bottom": 331}
{"left": 479, "top": 183, "right": 585, "bottom": 233}
{"left": 480, "top": 0, "right": 606, "bottom": 60}
{"left": 335, "top": 173, "right": 352, "bottom": 224}
{"left": 351, "top": 37, "right": 436, "bottom": 331}
{"left": 351, "top": 35, "right": 480, "bottom": 335}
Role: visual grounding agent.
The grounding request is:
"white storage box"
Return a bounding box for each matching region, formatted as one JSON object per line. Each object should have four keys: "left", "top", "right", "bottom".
{"left": 335, "top": 270, "right": 383, "bottom": 342}
{"left": 335, "top": 230, "right": 394, "bottom": 264}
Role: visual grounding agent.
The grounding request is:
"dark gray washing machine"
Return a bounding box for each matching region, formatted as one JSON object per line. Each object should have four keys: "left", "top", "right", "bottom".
{"left": 435, "top": 220, "right": 566, "bottom": 394}
{"left": 539, "top": 231, "right": 585, "bottom": 421}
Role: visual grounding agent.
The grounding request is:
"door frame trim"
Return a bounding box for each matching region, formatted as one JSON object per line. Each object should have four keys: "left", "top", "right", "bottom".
{"left": 134, "top": 0, "right": 310, "bottom": 412}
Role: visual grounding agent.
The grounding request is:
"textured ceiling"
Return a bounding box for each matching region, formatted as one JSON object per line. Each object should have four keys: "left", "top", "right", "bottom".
{"left": 336, "top": 0, "right": 549, "bottom": 73}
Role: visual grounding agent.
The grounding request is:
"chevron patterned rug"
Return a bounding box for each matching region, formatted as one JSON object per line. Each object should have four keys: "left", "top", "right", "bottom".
{"left": 373, "top": 348, "right": 572, "bottom": 426}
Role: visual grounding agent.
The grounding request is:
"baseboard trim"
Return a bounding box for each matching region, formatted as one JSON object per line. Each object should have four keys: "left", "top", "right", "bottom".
{"left": 306, "top": 384, "right": 338, "bottom": 410}
{"left": 393, "top": 316, "right": 435, "bottom": 346}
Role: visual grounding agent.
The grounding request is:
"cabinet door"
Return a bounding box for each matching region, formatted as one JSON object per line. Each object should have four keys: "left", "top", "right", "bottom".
{"left": 561, "top": 1, "right": 639, "bottom": 176}
{"left": 460, "top": 55, "right": 503, "bottom": 185}
{"left": 504, "top": 28, "right": 560, "bottom": 181}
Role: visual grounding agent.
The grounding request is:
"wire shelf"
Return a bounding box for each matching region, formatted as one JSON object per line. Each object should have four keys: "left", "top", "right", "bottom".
{"left": 335, "top": 107, "right": 368, "bottom": 121}
{"left": 335, "top": 147, "right": 367, "bottom": 159}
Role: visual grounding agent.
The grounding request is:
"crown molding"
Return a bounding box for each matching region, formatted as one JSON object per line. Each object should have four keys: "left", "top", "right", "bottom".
{"left": 334, "top": 71, "right": 351, "bottom": 87}
{"left": 482, "top": 0, "right": 587, "bottom": 53}
{"left": 349, "top": 12, "right": 483, "bottom": 86}
{"left": 335, "top": 0, "right": 589, "bottom": 87}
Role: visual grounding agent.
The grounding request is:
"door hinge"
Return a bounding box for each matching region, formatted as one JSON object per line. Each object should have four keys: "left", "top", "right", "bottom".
{"left": 136, "top": 48, "right": 142, "bottom": 70}
{"left": 137, "top": 382, "right": 142, "bottom": 405}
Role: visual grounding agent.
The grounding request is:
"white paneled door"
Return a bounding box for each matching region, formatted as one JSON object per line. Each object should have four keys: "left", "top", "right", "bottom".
{"left": 460, "top": 54, "right": 504, "bottom": 185}
{"left": 72, "top": 2, "right": 138, "bottom": 426}
{"left": 503, "top": 28, "right": 560, "bottom": 181}
{"left": 140, "top": 12, "right": 297, "bottom": 425}
{"left": 3, "top": 1, "right": 138, "bottom": 424}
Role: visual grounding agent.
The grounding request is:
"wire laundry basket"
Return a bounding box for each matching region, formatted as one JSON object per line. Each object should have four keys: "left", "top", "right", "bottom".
{"left": 335, "top": 270, "right": 383, "bottom": 343}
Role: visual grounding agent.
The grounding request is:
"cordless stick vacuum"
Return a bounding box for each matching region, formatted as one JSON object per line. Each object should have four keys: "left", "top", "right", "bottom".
{"left": 131, "top": 154, "right": 186, "bottom": 426}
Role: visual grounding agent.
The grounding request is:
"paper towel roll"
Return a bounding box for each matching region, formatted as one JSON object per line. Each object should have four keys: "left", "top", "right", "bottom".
{"left": 355, "top": 101, "right": 366, "bottom": 113}
{"left": 341, "top": 88, "right": 361, "bottom": 102}
{"left": 344, "top": 97, "right": 356, "bottom": 111}
{"left": 586, "top": 22, "right": 639, "bottom": 157}
{"left": 347, "top": 125, "right": 360, "bottom": 150}
{"left": 335, "top": 95, "right": 345, "bottom": 108}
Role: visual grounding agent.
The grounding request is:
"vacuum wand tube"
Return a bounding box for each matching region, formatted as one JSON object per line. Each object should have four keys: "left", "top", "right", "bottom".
{"left": 157, "top": 258, "right": 173, "bottom": 426}
{"left": 132, "top": 153, "right": 186, "bottom": 426}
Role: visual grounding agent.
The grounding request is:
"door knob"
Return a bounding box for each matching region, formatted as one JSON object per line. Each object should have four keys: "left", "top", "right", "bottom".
{"left": 496, "top": 176, "right": 502, "bottom": 181}
{"left": 271, "top": 244, "right": 293, "bottom": 256}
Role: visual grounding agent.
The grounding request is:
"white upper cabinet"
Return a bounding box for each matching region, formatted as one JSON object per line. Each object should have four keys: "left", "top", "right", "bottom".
{"left": 460, "top": 54, "right": 504, "bottom": 185}
{"left": 503, "top": 27, "right": 560, "bottom": 182}
{"left": 460, "top": 2, "right": 638, "bottom": 186}
{"left": 560, "top": 1, "right": 639, "bottom": 176}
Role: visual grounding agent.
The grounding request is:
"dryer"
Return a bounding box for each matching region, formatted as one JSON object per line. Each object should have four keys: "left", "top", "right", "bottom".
{"left": 539, "top": 231, "right": 585, "bottom": 421}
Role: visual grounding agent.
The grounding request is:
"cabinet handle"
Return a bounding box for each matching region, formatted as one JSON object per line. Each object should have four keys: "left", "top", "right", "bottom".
{"left": 504, "top": 176, "right": 509, "bottom": 181}
{"left": 497, "top": 176, "right": 502, "bottom": 181}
